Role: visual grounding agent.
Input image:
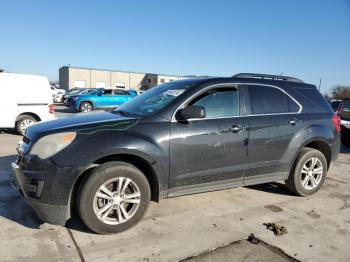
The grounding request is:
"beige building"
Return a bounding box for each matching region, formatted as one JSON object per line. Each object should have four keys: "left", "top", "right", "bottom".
{"left": 59, "top": 66, "right": 188, "bottom": 91}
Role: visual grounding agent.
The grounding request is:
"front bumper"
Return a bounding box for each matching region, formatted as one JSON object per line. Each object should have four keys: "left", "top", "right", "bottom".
{"left": 11, "top": 158, "right": 77, "bottom": 226}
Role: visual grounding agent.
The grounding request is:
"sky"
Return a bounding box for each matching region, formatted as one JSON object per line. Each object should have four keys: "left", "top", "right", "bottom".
{"left": 0, "top": 0, "right": 349, "bottom": 94}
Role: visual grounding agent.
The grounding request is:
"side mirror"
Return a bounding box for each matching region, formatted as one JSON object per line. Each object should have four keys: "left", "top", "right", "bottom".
{"left": 179, "top": 105, "right": 206, "bottom": 119}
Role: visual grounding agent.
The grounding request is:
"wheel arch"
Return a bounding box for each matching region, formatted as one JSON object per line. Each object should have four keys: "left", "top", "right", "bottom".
{"left": 16, "top": 112, "right": 41, "bottom": 122}
{"left": 70, "top": 153, "right": 161, "bottom": 216}
{"left": 294, "top": 138, "right": 332, "bottom": 170}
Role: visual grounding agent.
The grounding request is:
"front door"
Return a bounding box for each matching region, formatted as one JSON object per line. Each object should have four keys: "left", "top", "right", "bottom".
{"left": 169, "top": 86, "right": 248, "bottom": 196}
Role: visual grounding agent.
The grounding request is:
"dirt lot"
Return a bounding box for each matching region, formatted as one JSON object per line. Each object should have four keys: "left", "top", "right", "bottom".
{"left": 0, "top": 105, "right": 349, "bottom": 262}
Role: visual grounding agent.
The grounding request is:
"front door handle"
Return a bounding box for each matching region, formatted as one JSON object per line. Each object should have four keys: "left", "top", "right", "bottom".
{"left": 230, "top": 125, "right": 244, "bottom": 133}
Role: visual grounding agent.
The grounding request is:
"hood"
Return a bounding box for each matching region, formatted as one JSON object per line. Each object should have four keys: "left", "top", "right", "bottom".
{"left": 26, "top": 110, "right": 138, "bottom": 142}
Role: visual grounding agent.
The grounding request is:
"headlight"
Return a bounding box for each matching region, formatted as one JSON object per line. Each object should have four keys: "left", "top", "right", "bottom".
{"left": 30, "top": 132, "right": 76, "bottom": 159}
{"left": 72, "top": 97, "right": 79, "bottom": 101}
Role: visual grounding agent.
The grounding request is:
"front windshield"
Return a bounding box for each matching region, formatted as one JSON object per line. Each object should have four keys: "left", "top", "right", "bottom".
{"left": 69, "top": 89, "right": 84, "bottom": 95}
{"left": 116, "top": 80, "right": 197, "bottom": 116}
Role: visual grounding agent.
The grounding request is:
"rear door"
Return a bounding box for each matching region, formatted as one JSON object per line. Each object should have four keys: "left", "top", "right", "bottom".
{"left": 243, "top": 84, "right": 302, "bottom": 184}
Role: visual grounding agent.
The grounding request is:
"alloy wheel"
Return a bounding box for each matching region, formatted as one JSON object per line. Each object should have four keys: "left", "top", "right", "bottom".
{"left": 93, "top": 177, "right": 141, "bottom": 225}
{"left": 81, "top": 103, "right": 92, "bottom": 112}
{"left": 19, "top": 119, "right": 35, "bottom": 134}
{"left": 301, "top": 157, "right": 323, "bottom": 190}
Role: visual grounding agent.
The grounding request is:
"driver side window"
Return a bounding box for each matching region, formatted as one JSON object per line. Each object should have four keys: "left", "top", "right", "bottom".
{"left": 103, "top": 90, "right": 113, "bottom": 96}
{"left": 189, "top": 87, "right": 239, "bottom": 118}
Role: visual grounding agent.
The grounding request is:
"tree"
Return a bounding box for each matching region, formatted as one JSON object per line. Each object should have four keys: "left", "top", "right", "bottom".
{"left": 324, "top": 93, "right": 331, "bottom": 101}
{"left": 330, "top": 85, "right": 350, "bottom": 100}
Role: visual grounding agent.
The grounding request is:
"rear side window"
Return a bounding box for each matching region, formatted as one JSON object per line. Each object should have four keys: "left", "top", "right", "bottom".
{"left": 343, "top": 100, "right": 350, "bottom": 112}
{"left": 114, "top": 90, "right": 129, "bottom": 95}
{"left": 190, "top": 87, "right": 239, "bottom": 118}
{"left": 247, "top": 85, "right": 300, "bottom": 114}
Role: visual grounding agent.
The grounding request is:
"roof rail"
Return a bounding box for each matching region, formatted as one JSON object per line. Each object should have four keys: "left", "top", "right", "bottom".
{"left": 232, "top": 73, "right": 304, "bottom": 83}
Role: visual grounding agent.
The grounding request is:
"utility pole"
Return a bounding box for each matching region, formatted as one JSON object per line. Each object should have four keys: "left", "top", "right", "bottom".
{"left": 318, "top": 78, "right": 322, "bottom": 91}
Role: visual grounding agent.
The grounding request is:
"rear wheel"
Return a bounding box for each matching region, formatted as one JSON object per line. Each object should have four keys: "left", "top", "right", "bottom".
{"left": 286, "top": 148, "right": 327, "bottom": 196}
{"left": 16, "top": 115, "right": 37, "bottom": 135}
{"left": 79, "top": 102, "right": 93, "bottom": 112}
{"left": 77, "top": 162, "right": 151, "bottom": 234}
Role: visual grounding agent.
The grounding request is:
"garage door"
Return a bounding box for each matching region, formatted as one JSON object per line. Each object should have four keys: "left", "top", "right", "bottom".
{"left": 74, "top": 80, "right": 86, "bottom": 88}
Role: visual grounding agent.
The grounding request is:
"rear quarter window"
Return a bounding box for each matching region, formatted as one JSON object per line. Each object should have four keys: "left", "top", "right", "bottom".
{"left": 247, "top": 85, "right": 300, "bottom": 114}
{"left": 294, "top": 87, "right": 332, "bottom": 113}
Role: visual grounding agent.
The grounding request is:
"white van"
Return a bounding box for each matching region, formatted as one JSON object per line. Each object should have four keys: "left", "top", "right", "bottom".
{"left": 0, "top": 73, "right": 55, "bottom": 135}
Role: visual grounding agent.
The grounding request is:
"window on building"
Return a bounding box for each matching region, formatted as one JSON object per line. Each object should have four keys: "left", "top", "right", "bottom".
{"left": 247, "top": 85, "right": 300, "bottom": 114}
{"left": 189, "top": 87, "right": 239, "bottom": 118}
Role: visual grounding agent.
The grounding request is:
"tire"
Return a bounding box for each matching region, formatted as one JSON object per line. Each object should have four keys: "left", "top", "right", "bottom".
{"left": 77, "top": 162, "right": 151, "bottom": 234}
{"left": 79, "top": 102, "right": 93, "bottom": 112}
{"left": 16, "top": 115, "right": 37, "bottom": 135}
{"left": 341, "top": 128, "right": 350, "bottom": 147}
{"left": 285, "top": 148, "right": 327, "bottom": 196}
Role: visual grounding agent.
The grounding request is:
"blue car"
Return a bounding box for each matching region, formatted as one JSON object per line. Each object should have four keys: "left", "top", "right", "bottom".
{"left": 63, "top": 88, "right": 100, "bottom": 105}
{"left": 67, "top": 88, "right": 138, "bottom": 112}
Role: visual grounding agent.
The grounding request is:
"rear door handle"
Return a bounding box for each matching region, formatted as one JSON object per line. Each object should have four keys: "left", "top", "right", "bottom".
{"left": 230, "top": 124, "right": 244, "bottom": 133}
{"left": 289, "top": 118, "right": 299, "bottom": 126}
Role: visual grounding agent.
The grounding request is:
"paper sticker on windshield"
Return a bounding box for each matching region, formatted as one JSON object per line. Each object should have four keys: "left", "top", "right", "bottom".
{"left": 163, "top": 89, "right": 185, "bottom": 97}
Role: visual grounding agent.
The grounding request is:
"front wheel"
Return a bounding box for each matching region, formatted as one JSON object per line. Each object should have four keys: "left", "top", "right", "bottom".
{"left": 79, "top": 102, "right": 93, "bottom": 112}
{"left": 16, "top": 115, "right": 37, "bottom": 135}
{"left": 77, "top": 162, "right": 151, "bottom": 234}
{"left": 285, "top": 148, "right": 327, "bottom": 196}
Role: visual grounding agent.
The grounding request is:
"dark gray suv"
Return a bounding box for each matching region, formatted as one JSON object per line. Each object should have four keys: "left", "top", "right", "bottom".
{"left": 12, "top": 73, "right": 340, "bottom": 234}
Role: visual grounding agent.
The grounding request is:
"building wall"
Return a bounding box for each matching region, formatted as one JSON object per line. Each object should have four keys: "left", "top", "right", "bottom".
{"left": 91, "top": 70, "right": 110, "bottom": 88}
{"left": 68, "top": 67, "right": 91, "bottom": 89}
{"left": 58, "top": 67, "right": 69, "bottom": 91}
{"left": 157, "top": 75, "right": 185, "bottom": 85}
{"left": 59, "top": 66, "right": 189, "bottom": 90}
{"left": 111, "top": 71, "right": 132, "bottom": 88}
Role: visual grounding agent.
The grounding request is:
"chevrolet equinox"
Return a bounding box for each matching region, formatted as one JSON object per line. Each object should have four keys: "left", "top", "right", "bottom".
{"left": 12, "top": 73, "right": 340, "bottom": 234}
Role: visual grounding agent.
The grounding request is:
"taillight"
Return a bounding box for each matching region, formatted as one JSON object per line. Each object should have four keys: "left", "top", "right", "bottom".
{"left": 49, "top": 104, "right": 54, "bottom": 114}
{"left": 332, "top": 114, "right": 341, "bottom": 132}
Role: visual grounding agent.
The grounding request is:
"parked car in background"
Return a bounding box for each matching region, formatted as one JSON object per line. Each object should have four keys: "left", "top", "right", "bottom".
{"left": 0, "top": 73, "right": 54, "bottom": 134}
{"left": 67, "top": 88, "right": 138, "bottom": 112}
{"left": 12, "top": 73, "right": 340, "bottom": 234}
{"left": 54, "top": 93, "right": 65, "bottom": 103}
{"left": 51, "top": 85, "right": 66, "bottom": 96}
{"left": 330, "top": 99, "right": 350, "bottom": 147}
{"left": 62, "top": 88, "right": 98, "bottom": 105}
